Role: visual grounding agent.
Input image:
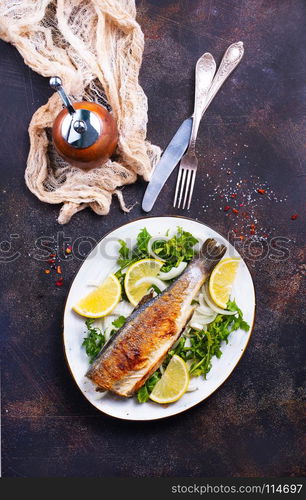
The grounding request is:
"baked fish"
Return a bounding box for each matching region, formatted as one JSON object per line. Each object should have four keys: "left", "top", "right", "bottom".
{"left": 86, "top": 238, "right": 226, "bottom": 397}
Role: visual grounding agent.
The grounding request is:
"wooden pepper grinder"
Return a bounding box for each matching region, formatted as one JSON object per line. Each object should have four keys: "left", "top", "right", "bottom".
{"left": 49, "top": 77, "right": 118, "bottom": 169}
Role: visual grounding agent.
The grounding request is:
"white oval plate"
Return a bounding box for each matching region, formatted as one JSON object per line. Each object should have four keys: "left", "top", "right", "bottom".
{"left": 63, "top": 216, "right": 255, "bottom": 421}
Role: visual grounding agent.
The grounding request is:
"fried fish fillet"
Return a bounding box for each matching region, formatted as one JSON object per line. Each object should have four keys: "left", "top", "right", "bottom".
{"left": 86, "top": 238, "right": 226, "bottom": 397}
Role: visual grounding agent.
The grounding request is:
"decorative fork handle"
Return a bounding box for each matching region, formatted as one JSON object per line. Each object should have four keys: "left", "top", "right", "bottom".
{"left": 201, "top": 41, "right": 244, "bottom": 117}
{"left": 189, "top": 53, "right": 216, "bottom": 154}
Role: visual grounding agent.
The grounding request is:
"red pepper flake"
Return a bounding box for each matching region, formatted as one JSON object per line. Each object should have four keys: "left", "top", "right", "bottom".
{"left": 49, "top": 253, "right": 56, "bottom": 258}
{"left": 263, "top": 234, "right": 268, "bottom": 238}
{"left": 250, "top": 230, "right": 255, "bottom": 235}
{"left": 257, "top": 188, "right": 266, "bottom": 194}
{"left": 48, "top": 258, "right": 55, "bottom": 264}
{"left": 239, "top": 235, "right": 245, "bottom": 240}
{"left": 65, "top": 245, "right": 72, "bottom": 254}
{"left": 231, "top": 193, "right": 237, "bottom": 198}
{"left": 232, "top": 228, "right": 238, "bottom": 233}
{"left": 291, "top": 214, "right": 298, "bottom": 220}
{"left": 220, "top": 194, "right": 224, "bottom": 198}
{"left": 223, "top": 206, "right": 230, "bottom": 212}
{"left": 55, "top": 277, "right": 63, "bottom": 287}
{"left": 44, "top": 269, "right": 50, "bottom": 274}
{"left": 239, "top": 203, "right": 244, "bottom": 207}
{"left": 57, "top": 265, "right": 62, "bottom": 274}
{"left": 232, "top": 208, "right": 239, "bottom": 214}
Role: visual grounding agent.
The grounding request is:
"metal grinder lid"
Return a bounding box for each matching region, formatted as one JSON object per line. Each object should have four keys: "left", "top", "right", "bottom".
{"left": 61, "top": 109, "right": 101, "bottom": 149}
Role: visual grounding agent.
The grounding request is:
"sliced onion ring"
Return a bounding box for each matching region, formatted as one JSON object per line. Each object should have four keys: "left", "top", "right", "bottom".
{"left": 147, "top": 236, "right": 169, "bottom": 261}
{"left": 202, "top": 283, "right": 236, "bottom": 315}
{"left": 134, "top": 277, "right": 168, "bottom": 291}
{"left": 158, "top": 261, "right": 187, "bottom": 281}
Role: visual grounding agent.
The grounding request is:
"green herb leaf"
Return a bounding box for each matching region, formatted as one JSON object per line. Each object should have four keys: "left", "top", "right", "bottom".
{"left": 137, "top": 384, "right": 150, "bottom": 403}
{"left": 112, "top": 315, "right": 126, "bottom": 329}
{"left": 164, "top": 303, "right": 250, "bottom": 380}
{"left": 82, "top": 319, "right": 105, "bottom": 363}
{"left": 117, "top": 239, "right": 131, "bottom": 269}
{"left": 133, "top": 228, "right": 152, "bottom": 259}
{"left": 152, "top": 227, "right": 198, "bottom": 273}
{"left": 136, "top": 371, "right": 161, "bottom": 403}
{"left": 151, "top": 284, "right": 162, "bottom": 295}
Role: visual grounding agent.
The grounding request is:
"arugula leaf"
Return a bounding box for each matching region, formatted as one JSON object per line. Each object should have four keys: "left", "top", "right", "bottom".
{"left": 153, "top": 302, "right": 250, "bottom": 384}
{"left": 117, "top": 239, "right": 132, "bottom": 269}
{"left": 137, "top": 384, "right": 150, "bottom": 403}
{"left": 151, "top": 284, "right": 162, "bottom": 295}
{"left": 227, "top": 300, "right": 250, "bottom": 332}
{"left": 152, "top": 227, "right": 198, "bottom": 273}
{"left": 115, "top": 228, "right": 152, "bottom": 279}
{"left": 82, "top": 319, "right": 105, "bottom": 363}
{"left": 137, "top": 371, "right": 162, "bottom": 403}
{"left": 133, "top": 228, "right": 151, "bottom": 259}
{"left": 112, "top": 315, "right": 126, "bottom": 329}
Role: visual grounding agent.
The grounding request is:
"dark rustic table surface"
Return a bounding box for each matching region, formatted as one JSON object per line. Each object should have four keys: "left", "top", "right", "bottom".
{"left": 1, "top": 0, "right": 305, "bottom": 478}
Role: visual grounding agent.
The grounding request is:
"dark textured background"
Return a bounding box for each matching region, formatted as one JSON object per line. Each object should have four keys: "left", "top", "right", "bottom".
{"left": 1, "top": 0, "right": 305, "bottom": 478}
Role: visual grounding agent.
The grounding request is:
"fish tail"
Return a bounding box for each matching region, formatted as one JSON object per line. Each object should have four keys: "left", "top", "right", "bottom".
{"left": 199, "top": 238, "right": 227, "bottom": 270}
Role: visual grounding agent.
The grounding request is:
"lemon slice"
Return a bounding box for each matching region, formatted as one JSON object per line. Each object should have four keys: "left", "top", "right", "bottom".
{"left": 209, "top": 257, "right": 240, "bottom": 309}
{"left": 73, "top": 274, "right": 121, "bottom": 318}
{"left": 124, "top": 258, "right": 163, "bottom": 306}
{"left": 149, "top": 355, "right": 189, "bottom": 404}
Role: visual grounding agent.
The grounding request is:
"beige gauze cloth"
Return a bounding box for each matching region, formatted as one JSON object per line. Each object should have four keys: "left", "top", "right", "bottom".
{"left": 0, "top": 0, "right": 161, "bottom": 223}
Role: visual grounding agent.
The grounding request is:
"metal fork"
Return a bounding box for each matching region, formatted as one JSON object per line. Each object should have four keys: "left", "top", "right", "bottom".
{"left": 173, "top": 41, "right": 245, "bottom": 209}
{"left": 173, "top": 53, "right": 216, "bottom": 209}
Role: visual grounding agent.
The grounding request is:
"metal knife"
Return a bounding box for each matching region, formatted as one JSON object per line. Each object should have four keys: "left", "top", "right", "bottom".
{"left": 142, "top": 41, "right": 244, "bottom": 212}
{"left": 142, "top": 117, "right": 193, "bottom": 212}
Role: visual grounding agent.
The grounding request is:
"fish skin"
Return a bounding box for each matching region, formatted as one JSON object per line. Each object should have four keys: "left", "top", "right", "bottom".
{"left": 86, "top": 238, "right": 226, "bottom": 397}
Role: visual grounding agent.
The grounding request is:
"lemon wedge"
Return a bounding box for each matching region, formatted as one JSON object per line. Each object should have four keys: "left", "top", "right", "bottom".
{"left": 124, "top": 258, "right": 163, "bottom": 306}
{"left": 149, "top": 355, "right": 189, "bottom": 404}
{"left": 73, "top": 273, "right": 121, "bottom": 318}
{"left": 209, "top": 257, "right": 240, "bottom": 309}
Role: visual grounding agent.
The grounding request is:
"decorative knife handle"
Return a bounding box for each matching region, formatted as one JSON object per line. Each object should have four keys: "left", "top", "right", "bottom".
{"left": 189, "top": 53, "right": 216, "bottom": 153}
{"left": 201, "top": 41, "right": 244, "bottom": 117}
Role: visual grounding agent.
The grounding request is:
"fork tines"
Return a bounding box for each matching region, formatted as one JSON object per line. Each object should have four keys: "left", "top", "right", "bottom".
{"left": 173, "top": 159, "right": 197, "bottom": 210}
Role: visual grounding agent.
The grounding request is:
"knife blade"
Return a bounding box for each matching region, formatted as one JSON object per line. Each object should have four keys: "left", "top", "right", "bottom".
{"left": 142, "top": 117, "right": 193, "bottom": 212}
